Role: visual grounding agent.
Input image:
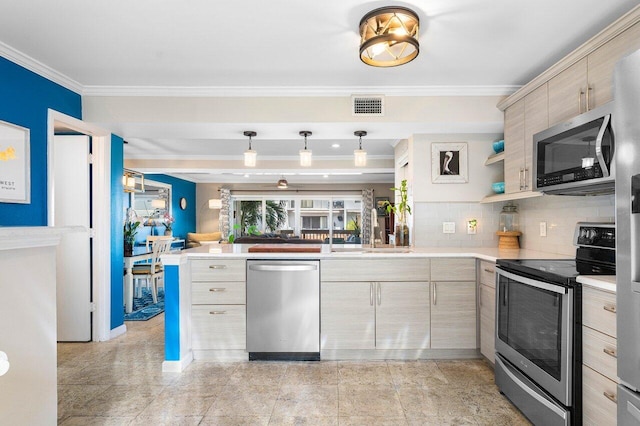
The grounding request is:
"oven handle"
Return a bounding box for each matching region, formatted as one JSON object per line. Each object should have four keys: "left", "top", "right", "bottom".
{"left": 496, "top": 267, "right": 568, "bottom": 295}
{"left": 495, "top": 355, "right": 569, "bottom": 420}
{"left": 595, "top": 113, "right": 611, "bottom": 178}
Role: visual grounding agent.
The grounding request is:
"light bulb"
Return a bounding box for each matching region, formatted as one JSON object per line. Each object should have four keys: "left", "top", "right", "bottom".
{"left": 370, "top": 42, "right": 388, "bottom": 57}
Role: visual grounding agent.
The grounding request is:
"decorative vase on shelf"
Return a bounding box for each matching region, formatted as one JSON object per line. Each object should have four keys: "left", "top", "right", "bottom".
{"left": 164, "top": 229, "right": 172, "bottom": 237}
{"left": 395, "top": 220, "right": 410, "bottom": 247}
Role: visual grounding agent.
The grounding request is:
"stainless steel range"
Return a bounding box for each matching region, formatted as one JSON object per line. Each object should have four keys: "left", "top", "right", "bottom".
{"left": 495, "top": 222, "right": 615, "bottom": 426}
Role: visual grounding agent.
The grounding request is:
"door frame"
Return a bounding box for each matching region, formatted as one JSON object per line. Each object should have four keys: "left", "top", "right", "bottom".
{"left": 47, "top": 109, "right": 113, "bottom": 342}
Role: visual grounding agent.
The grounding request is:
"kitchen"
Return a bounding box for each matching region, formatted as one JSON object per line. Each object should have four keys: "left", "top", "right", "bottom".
{"left": 0, "top": 1, "right": 639, "bottom": 425}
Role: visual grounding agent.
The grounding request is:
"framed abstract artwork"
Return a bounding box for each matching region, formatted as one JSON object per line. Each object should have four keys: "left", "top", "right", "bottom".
{"left": 431, "top": 142, "right": 468, "bottom": 184}
{"left": 0, "top": 120, "right": 30, "bottom": 203}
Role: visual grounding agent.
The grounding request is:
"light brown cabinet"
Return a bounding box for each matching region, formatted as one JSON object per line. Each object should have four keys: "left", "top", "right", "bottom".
{"left": 478, "top": 260, "right": 496, "bottom": 363}
{"left": 320, "top": 280, "right": 430, "bottom": 350}
{"left": 547, "top": 22, "right": 640, "bottom": 126}
{"left": 190, "top": 259, "right": 247, "bottom": 353}
{"left": 430, "top": 258, "right": 477, "bottom": 349}
{"left": 582, "top": 286, "right": 618, "bottom": 426}
{"left": 503, "top": 84, "right": 548, "bottom": 195}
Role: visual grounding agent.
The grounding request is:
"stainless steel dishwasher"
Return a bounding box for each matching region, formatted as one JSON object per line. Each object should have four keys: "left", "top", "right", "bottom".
{"left": 246, "top": 259, "right": 320, "bottom": 361}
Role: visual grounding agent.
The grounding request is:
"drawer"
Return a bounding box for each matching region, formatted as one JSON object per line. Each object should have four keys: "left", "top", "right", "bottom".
{"left": 583, "top": 326, "right": 618, "bottom": 383}
{"left": 583, "top": 286, "right": 616, "bottom": 338}
{"left": 479, "top": 260, "right": 496, "bottom": 288}
{"left": 191, "top": 259, "right": 245, "bottom": 282}
{"left": 583, "top": 365, "right": 617, "bottom": 426}
{"left": 431, "top": 258, "right": 476, "bottom": 282}
{"left": 322, "top": 258, "right": 430, "bottom": 282}
{"left": 192, "top": 281, "right": 246, "bottom": 305}
{"left": 191, "top": 304, "right": 246, "bottom": 350}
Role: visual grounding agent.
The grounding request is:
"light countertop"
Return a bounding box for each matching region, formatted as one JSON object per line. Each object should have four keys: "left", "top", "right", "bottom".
{"left": 577, "top": 275, "right": 616, "bottom": 293}
{"left": 162, "top": 243, "right": 572, "bottom": 264}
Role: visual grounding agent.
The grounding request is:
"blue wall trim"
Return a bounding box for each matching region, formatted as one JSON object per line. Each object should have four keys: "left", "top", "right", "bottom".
{"left": 164, "top": 265, "right": 180, "bottom": 361}
{"left": 111, "top": 135, "right": 125, "bottom": 329}
{"left": 0, "top": 57, "right": 81, "bottom": 225}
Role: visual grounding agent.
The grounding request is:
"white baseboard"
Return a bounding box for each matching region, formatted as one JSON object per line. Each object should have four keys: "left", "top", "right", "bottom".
{"left": 162, "top": 351, "right": 194, "bottom": 372}
{"left": 108, "top": 324, "right": 127, "bottom": 340}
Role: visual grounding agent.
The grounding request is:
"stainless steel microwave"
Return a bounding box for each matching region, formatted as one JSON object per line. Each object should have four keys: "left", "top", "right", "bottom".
{"left": 533, "top": 103, "right": 614, "bottom": 195}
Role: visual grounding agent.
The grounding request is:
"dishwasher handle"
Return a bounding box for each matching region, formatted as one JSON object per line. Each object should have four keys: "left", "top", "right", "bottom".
{"left": 248, "top": 264, "right": 318, "bottom": 272}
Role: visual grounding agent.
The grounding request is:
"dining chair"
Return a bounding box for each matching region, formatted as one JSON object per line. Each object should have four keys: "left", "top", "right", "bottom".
{"left": 132, "top": 237, "right": 173, "bottom": 304}
{"left": 145, "top": 235, "right": 173, "bottom": 252}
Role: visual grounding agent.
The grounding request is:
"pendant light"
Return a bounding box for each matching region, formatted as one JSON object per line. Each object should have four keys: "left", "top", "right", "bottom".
{"left": 299, "top": 131, "right": 312, "bottom": 167}
{"left": 277, "top": 176, "right": 289, "bottom": 189}
{"left": 243, "top": 131, "right": 257, "bottom": 167}
{"left": 354, "top": 130, "right": 368, "bottom": 167}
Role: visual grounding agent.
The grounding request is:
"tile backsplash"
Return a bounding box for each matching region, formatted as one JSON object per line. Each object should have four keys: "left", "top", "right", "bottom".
{"left": 412, "top": 194, "right": 614, "bottom": 255}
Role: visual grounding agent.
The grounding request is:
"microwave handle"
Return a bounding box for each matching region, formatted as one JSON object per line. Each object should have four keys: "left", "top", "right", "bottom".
{"left": 595, "top": 114, "right": 611, "bottom": 178}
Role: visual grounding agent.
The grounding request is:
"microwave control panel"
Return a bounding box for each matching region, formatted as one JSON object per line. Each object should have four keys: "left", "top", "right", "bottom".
{"left": 538, "top": 164, "right": 604, "bottom": 187}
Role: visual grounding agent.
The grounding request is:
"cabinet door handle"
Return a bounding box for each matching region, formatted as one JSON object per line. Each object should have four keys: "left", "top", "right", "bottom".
{"left": 433, "top": 283, "right": 437, "bottom": 305}
{"left": 603, "top": 305, "right": 617, "bottom": 314}
{"left": 587, "top": 86, "right": 592, "bottom": 111}
{"left": 209, "top": 288, "right": 226, "bottom": 292}
{"left": 603, "top": 391, "right": 617, "bottom": 404}
{"left": 484, "top": 268, "right": 494, "bottom": 274}
{"left": 603, "top": 347, "right": 617, "bottom": 358}
{"left": 209, "top": 265, "right": 227, "bottom": 269}
{"left": 479, "top": 285, "right": 482, "bottom": 307}
{"left": 209, "top": 310, "right": 227, "bottom": 315}
{"left": 370, "top": 282, "right": 374, "bottom": 306}
{"left": 578, "top": 88, "right": 585, "bottom": 113}
{"left": 519, "top": 169, "right": 524, "bottom": 191}
{"left": 377, "top": 282, "right": 381, "bottom": 306}
{"left": 524, "top": 168, "right": 529, "bottom": 190}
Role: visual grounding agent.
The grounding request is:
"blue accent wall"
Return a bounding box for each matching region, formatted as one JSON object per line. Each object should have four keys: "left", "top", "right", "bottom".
{"left": 111, "top": 135, "right": 125, "bottom": 329}
{"left": 0, "top": 57, "right": 82, "bottom": 225}
{"left": 144, "top": 174, "right": 197, "bottom": 239}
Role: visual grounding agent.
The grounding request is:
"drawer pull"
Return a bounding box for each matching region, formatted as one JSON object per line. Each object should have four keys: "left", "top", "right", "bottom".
{"left": 209, "top": 288, "right": 226, "bottom": 292}
{"left": 209, "top": 311, "right": 227, "bottom": 315}
{"left": 603, "top": 305, "right": 617, "bottom": 314}
{"left": 484, "top": 268, "right": 494, "bottom": 274}
{"left": 209, "top": 265, "right": 228, "bottom": 270}
{"left": 603, "top": 347, "right": 617, "bottom": 358}
{"left": 603, "top": 391, "right": 618, "bottom": 404}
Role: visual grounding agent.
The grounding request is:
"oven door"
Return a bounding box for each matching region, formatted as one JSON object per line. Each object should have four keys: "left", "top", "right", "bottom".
{"left": 495, "top": 267, "right": 573, "bottom": 406}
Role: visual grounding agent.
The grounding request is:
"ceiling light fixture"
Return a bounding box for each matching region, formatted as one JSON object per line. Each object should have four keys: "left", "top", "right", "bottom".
{"left": 359, "top": 6, "right": 420, "bottom": 67}
{"left": 277, "top": 177, "right": 289, "bottom": 189}
{"left": 299, "top": 131, "right": 312, "bottom": 167}
{"left": 243, "top": 131, "right": 257, "bottom": 167}
{"left": 354, "top": 130, "right": 368, "bottom": 167}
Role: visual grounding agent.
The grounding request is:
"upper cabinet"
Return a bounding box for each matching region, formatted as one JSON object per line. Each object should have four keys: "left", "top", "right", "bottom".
{"left": 548, "top": 22, "right": 640, "bottom": 126}
{"left": 503, "top": 84, "right": 548, "bottom": 195}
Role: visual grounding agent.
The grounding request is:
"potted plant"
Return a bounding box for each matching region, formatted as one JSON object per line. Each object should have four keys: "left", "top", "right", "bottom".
{"left": 123, "top": 219, "right": 140, "bottom": 257}
{"left": 163, "top": 213, "right": 175, "bottom": 236}
{"left": 347, "top": 218, "right": 361, "bottom": 243}
{"left": 385, "top": 179, "right": 411, "bottom": 247}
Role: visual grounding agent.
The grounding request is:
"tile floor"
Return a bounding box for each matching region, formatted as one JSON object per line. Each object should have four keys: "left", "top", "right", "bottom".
{"left": 57, "top": 314, "right": 531, "bottom": 425}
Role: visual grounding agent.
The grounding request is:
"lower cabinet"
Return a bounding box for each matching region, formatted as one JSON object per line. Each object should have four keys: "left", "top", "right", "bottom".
{"left": 431, "top": 281, "right": 477, "bottom": 349}
{"left": 321, "top": 281, "right": 430, "bottom": 350}
{"left": 478, "top": 260, "right": 496, "bottom": 363}
{"left": 191, "top": 304, "right": 246, "bottom": 350}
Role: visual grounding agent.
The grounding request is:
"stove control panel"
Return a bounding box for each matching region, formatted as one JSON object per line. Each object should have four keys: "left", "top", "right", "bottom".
{"left": 574, "top": 222, "right": 615, "bottom": 249}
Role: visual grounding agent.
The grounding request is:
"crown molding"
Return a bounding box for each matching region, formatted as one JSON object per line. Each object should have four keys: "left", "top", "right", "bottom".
{"left": 124, "top": 154, "right": 395, "bottom": 161}
{"left": 0, "top": 41, "right": 83, "bottom": 94}
{"left": 82, "top": 84, "right": 520, "bottom": 98}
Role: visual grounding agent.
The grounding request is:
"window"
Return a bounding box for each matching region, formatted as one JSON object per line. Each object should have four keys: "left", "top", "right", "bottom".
{"left": 230, "top": 194, "right": 362, "bottom": 244}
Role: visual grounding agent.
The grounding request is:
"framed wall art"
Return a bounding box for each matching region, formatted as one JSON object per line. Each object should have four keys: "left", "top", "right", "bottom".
{"left": 431, "top": 142, "right": 468, "bottom": 184}
{"left": 375, "top": 196, "right": 390, "bottom": 216}
{"left": 0, "top": 120, "right": 30, "bottom": 203}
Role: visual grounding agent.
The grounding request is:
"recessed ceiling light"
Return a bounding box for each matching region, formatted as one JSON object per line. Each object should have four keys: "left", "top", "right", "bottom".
{"left": 244, "top": 174, "right": 249, "bottom": 178}
{"left": 323, "top": 174, "right": 329, "bottom": 178}
{"left": 332, "top": 143, "right": 340, "bottom": 148}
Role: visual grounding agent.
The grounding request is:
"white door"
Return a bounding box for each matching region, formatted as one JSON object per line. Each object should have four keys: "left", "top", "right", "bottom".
{"left": 53, "top": 135, "right": 92, "bottom": 341}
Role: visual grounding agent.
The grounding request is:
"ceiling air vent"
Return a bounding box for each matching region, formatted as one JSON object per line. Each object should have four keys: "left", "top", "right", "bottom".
{"left": 352, "top": 95, "right": 385, "bottom": 116}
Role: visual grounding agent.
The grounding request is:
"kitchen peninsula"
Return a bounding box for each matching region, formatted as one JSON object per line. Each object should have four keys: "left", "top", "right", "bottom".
{"left": 160, "top": 244, "right": 571, "bottom": 372}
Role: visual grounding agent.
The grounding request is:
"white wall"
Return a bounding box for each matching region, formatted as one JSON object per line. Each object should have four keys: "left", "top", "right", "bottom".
{"left": 0, "top": 230, "right": 59, "bottom": 425}
{"left": 411, "top": 133, "right": 504, "bottom": 202}
{"left": 517, "top": 194, "right": 615, "bottom": 256}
